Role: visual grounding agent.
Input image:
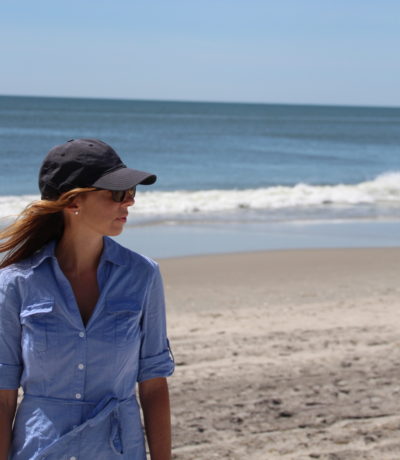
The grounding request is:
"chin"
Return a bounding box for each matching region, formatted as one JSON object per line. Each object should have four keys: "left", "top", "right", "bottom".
{"left": 107, "top": 227, "right": 124, "bottom": 237}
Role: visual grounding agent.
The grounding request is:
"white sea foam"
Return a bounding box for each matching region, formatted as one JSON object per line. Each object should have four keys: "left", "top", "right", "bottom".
{"left": 130, "top": 171, "right": 400, "bottom": 215}
{"left": 0, "top": 172, "right": 399, "bottom": 222}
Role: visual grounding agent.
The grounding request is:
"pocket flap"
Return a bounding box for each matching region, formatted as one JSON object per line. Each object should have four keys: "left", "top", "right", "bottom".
{"left": 20, "top": 300, "right": 54, "bottom": 320}
{"left": 105, "top": 299, "right": 142, "bottom": 314}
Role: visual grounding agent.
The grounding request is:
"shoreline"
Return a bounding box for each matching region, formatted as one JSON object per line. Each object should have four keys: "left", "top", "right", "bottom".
{"left": 162, "top": 247, "right": 400, "bottom": 459}
{"left": 1, "top": 215, "right": 400, "bottom": 259}
{"left": 115, "top": 219, "right": 400, "bottom": 259}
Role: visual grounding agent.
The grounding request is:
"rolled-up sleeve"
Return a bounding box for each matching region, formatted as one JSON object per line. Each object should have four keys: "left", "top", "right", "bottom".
{"left": 0, "top": 270, "right": 22, "bottom": 389}
{"left": 137, "top": 264, "right": 174, "bottom": 382}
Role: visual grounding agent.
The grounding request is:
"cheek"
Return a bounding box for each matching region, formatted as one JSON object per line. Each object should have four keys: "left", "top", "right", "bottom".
{"left": 82, "top": 207, "right": 115, "bottom": 229}
{"left": 78, "top": 194, "right": 121, "bottom": 233}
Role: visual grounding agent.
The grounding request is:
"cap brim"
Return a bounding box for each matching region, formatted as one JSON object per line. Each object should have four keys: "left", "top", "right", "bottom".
{"left": 92, "top": 167, "right": 156, "bottom": 190}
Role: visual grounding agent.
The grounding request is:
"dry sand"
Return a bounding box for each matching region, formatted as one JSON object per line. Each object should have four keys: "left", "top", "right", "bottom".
{"left": 159, "top": 248, "right": 400, "bottom": 460}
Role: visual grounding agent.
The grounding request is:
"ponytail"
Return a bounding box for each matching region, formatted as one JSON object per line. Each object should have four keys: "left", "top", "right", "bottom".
{"left": 0, "top": 188, "right": 96, "bottom": 268}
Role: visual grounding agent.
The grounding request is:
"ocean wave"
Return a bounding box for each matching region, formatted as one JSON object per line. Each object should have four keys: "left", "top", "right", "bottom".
{"left": 0, "top": 172, "right": 399, "bottom": 221}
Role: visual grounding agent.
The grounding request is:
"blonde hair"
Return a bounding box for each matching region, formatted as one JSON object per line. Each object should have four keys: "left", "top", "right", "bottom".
{"left": 0, "top": 187, "right": 96, "bottom": 268}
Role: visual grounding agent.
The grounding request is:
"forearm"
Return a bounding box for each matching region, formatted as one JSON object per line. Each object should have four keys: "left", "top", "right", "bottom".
{"left": 139, "top": 378, "right": 172, "bottom": 460}
{"left": 0, "top": 390, "right": 18, "bottom": 460}
{"left": 0, "top": 410, "right": 13, "bottom": 460}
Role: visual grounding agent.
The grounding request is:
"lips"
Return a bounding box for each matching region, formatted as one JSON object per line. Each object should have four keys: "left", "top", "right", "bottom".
{"left": 116, "top": 216, "right": 127, "bottom": 223}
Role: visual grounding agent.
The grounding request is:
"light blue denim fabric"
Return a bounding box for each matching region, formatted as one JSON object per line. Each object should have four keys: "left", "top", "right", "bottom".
{"left": 0, "top": 237, "right": 174, "bottom": 460}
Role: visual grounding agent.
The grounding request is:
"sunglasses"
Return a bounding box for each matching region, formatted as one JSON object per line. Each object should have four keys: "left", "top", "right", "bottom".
{"left": 109, "top": 187, "right": 136, "bottom": 203}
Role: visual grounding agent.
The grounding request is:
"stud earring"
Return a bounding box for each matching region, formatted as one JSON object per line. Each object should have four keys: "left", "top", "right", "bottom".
{"left": 74, "top": 211, "right": 79, "bottom": 215}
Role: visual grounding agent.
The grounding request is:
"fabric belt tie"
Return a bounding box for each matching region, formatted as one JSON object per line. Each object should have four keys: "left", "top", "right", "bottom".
{"left": 23, "top": 393, "right": 134, "bottom": 458}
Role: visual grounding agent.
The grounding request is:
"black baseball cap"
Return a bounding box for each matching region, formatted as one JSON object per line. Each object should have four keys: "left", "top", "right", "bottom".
{"left": 39, "top": 138, "right": 156, "bottom": 200}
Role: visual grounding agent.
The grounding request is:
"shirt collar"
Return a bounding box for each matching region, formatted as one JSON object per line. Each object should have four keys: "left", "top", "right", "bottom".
{"left": 30, "top": 236, "right": 127, "bottom": 270}
{"left": 101, "top": 236, "right": 128, "bottom": 267}
{"left": 30, "top": 239, "right": 57, "bottom": 269}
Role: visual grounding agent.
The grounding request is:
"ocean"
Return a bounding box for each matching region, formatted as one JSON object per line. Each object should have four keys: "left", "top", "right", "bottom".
{"left": 1, "top": 95, "right": 399, "bottom": 257}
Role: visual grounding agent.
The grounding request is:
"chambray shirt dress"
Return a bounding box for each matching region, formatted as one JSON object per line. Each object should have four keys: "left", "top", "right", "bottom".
{"left": 0, "top": 237, "right": 175, "bottom": 460}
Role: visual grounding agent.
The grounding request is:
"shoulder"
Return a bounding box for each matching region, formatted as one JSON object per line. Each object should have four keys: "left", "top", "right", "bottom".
{"left": 0, "top": 260, "right": 32, "bottom": 286}
{"left": 0, "top": 259, "right": 36, "bottom": 309}
{"left": 0, "top": 242, "right": 53, "bottom": 292}
{"left": 0, "top": 265, "right": 25, "bottom": 304}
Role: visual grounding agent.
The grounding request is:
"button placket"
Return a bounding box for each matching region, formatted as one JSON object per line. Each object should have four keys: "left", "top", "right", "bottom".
{"left": 66, "top": 428, "right": 80, "bottom": 459}
{"left": 73, "top": 329, "right": 87, "bottom": 401}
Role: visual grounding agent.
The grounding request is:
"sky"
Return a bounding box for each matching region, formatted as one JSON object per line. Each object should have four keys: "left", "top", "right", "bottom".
{"left": 1, "top": 0, "right": 399, "bottom": 107}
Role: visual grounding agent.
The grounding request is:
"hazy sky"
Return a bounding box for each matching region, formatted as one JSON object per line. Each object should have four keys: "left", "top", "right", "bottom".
{"left": 1, "top": 0, "right": 399, "bottom": 106}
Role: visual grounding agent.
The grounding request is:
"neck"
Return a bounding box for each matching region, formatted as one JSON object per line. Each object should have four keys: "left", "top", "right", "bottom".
{"left": 55, "top": 229, "right": 104, "bottom": 276}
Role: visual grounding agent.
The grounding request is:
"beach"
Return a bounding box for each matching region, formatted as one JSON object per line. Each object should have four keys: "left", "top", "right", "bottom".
{"left": 161, "top": 247, "right": 400, "bottom": 460}
{"left": 3, "top": 96, "right": 400, "bottom": 459}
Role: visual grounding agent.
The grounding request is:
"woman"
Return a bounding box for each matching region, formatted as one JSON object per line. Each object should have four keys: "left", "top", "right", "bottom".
{"left": 0, "top": 138, "right": 175, "bottom": 460}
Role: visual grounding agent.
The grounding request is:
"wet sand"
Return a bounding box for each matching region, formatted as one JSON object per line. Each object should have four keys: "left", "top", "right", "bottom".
{"left": 159, "top": 248, "right": 400, "bottom": 460}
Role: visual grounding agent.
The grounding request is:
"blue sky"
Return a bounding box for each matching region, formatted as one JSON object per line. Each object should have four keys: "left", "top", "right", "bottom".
{"left": 1, "top": 0, "right": 399, "bottom": 106}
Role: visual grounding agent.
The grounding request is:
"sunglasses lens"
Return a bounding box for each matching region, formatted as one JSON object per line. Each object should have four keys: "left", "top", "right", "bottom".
{"left": 111, "top": 188, "right": 136, "bottom": 202}
{"left": 111, "top": 191, "right": 125, "bottom": 202}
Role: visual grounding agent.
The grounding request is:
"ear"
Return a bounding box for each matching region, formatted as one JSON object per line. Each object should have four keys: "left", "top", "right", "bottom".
{"left": 64, "top": 196, "right": 82, "bottom": 216}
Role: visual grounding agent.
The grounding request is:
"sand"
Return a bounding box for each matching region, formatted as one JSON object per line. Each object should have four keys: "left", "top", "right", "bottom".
{"left": 159, "top": 248, "right": 400, "bottom": 460}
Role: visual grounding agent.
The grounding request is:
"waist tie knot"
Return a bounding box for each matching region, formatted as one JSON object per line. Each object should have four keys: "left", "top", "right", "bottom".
{"left": 23, "top": 393, "right": 134, "bottom": 458}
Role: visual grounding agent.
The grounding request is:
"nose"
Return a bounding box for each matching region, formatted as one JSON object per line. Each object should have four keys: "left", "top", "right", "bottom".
{"left": 121, "top": 194, "right": 134, "bottom": 207}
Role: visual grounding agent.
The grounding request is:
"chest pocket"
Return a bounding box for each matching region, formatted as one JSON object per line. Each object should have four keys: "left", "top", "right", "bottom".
{"left": 105, "top": 299, "right": 142, "bottom": 348}
{"left": 20, "top": 300, "right": 55, "bottom": 352}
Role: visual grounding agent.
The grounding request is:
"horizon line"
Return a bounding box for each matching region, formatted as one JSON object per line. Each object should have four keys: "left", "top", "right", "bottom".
{"left": 1, "top": 93, "right": 399, "bottom": 110}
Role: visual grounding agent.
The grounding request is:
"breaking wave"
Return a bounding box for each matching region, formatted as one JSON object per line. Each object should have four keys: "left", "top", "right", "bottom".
{"left": 0, "top": 172, "right": 399, "bottom": 223}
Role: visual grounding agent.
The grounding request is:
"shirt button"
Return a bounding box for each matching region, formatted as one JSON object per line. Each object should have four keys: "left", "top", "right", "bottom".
{"left": 75, "top": 393, "right": 82, "bottom": 399}
{"left": 78, "top": 332, "right": 85, "bottom": 338}
{"left": 78, "top": 363, "right": 85, "bottom": 370}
